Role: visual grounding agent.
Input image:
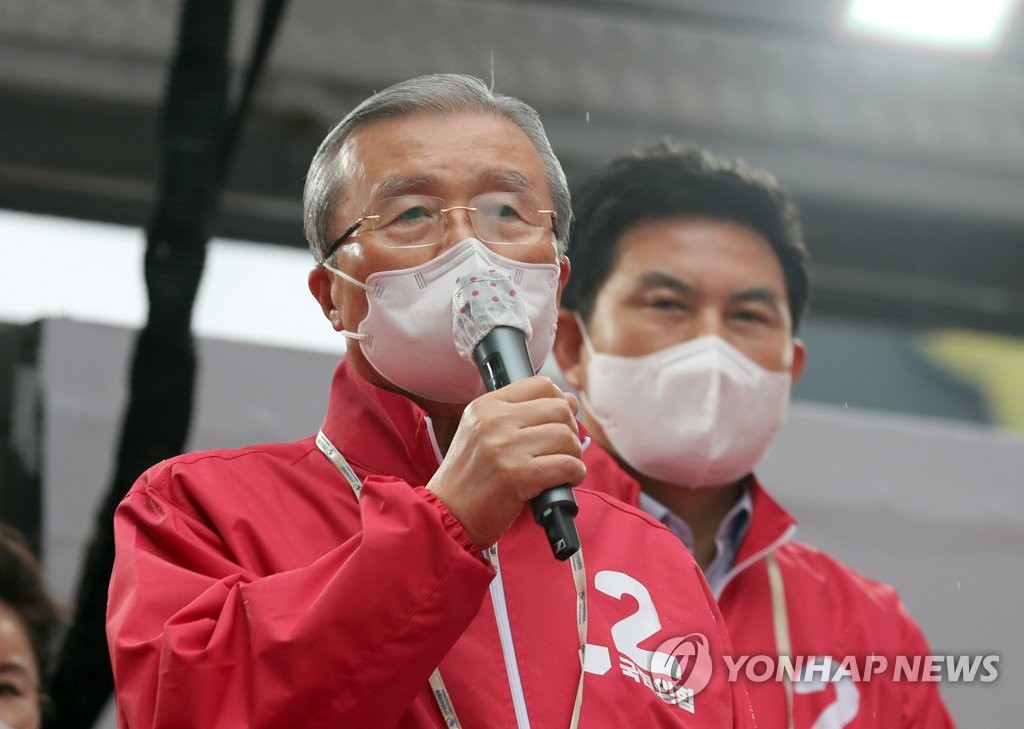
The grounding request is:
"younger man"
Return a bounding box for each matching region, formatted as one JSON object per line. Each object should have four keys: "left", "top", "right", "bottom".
{"left": 554, "top": 144, "right": 954, "bottom": 728}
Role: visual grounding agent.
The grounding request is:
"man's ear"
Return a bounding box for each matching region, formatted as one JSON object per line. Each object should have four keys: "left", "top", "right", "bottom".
{"left": 555, "top": 255, "right": 571, "bottom": 300}
{"left": 790, "top": 337, "right": 807, "bottom": 384}
{"left": 308, "top": 266, "right": 344, "bottom": 331}
{"left": 553, "top": 309, "right": 586, "bottom": 390}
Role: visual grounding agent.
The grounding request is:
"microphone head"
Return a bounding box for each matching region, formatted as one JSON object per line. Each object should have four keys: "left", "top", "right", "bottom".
{"left": 452, "top": 268, "right": 533, "bottom": 360}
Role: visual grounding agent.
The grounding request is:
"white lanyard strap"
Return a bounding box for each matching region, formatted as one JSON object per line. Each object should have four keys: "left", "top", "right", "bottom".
{"left": 316, "top": 430, "right": 461, "bottom": 727}
{"left": 568, "top": 548, "right": 587, "bottom": 729}
{"left": 767, "top": 552, "right": 794, "bottom": 729}
{"left": 315, "top": 430, "right": 362, "bottom": 497}
{"left": 316, "top": 429, "right": 586, "bottom": 728}
{"left": 428, "top": 670, "right": 462, "bottom": 729}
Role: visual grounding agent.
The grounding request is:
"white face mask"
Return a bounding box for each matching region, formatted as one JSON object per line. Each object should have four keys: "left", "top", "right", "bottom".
{"left": 578, "top": 315, "right": 792, "bottom": 487}
{"left": 325, "top": 238, "right": 560, "bottom": 403}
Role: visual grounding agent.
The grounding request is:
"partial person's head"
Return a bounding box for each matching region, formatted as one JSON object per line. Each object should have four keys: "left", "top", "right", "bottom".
{"left": 554, "top": 143, "right": 811, "bottom": 489}
{"left": 306, "top": 74, "right": 571, "bottom": 409}
{"left": 0, "top": 525, "right": 59, "bottom": 729}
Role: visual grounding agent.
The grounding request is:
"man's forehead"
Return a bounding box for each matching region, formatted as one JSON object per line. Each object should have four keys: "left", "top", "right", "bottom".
{"left": 623, "top": 268, "right": 781, "bottom": 299}
{"left": 613, "top": 217, "right": 785, "bottom": 278}
{"left": 343, "top": 111, "right": 542, "bottom": 164}
{"left": 368, "top": 169, "right": 537, "bottom": 200}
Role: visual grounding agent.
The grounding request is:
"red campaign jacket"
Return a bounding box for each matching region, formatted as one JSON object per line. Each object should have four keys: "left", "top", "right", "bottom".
{"left": 584, "top": 443, "right": 956, "bottom": 729}
{"left": 107, "top": 359, "right": 756, "bottom": 729}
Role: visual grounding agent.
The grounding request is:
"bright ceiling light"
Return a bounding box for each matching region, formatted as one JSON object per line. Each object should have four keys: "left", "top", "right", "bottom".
{"left": 842, "top": 0, "right": 1019, "bottom": 52}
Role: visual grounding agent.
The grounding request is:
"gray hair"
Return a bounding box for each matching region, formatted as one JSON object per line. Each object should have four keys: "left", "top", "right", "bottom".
{"left": 302, "top": 74, "right": 572, "bottom": 260}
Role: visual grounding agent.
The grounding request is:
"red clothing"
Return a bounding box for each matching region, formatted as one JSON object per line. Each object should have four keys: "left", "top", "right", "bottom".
{"left": 584, "top": 443, "right": 955, "bottom": 729}
{"left": 107, "top": 359, "right": 755, "bottom": 729}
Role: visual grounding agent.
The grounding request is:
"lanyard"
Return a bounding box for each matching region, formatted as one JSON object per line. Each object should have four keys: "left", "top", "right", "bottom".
{"left": 315, "top": 429, "right": 586, "bottom": 729}
{"left": 767, "top": 552, "right": 794, "bottom": 729}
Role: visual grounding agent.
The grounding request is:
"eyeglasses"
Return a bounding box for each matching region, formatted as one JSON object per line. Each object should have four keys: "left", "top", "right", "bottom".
{"left": 323, "top": 192, "right": 557, "bottom": 261}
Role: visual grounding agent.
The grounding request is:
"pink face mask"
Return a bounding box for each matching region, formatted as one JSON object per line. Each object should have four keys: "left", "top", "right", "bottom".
{"left": 578, "top": 314, "right": 792, "bottom": 487}
{"left": 324, "top": 238, "right": 561, "bottom": 403}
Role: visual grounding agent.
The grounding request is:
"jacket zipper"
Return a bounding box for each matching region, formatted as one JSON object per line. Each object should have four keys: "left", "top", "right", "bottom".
{"left": 714, "top": 523, "right": 797, "bottom": 600}
{"left": 426, "top": 417, "right": 531, "bottom": 728}
{"left": 490, "top": 560, "right": 532, "bottom": 729}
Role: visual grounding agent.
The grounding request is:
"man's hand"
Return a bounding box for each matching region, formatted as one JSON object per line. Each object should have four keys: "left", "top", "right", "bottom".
{"left": 426, "top": 377, "right": 585, "bottom": 548}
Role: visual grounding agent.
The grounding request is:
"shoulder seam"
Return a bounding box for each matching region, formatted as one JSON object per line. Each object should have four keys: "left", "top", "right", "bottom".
{"left": 576, "top": 487, "right": 676, "bottom": 535}
{"left": 126, "top": 439, "right": 320, "bottom": 521}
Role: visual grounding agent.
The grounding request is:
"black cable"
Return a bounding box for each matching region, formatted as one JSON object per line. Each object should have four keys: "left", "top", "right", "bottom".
{"left": 216, "top": 0, "right": 289, "bottom": 195}
{"left": 44, "top": 1, "right": 290, "bottom": 726}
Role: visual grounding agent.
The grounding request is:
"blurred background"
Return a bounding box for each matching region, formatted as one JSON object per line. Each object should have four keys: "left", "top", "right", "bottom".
{"left": 0, "top": 0, "right": 1021, "bottom": 726}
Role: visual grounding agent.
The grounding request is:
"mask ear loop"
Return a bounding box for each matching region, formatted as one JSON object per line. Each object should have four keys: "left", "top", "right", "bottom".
{"left": 321, "top": 261, "right": 370, "bottom": 292}
{"left": 572, "top": 311, "right": 597, "bottom": 357}
{"left": 321, "top": 261, "right": 370, "bottom": 342}
{"left": 571, "top": 311, "right": 604, "bottom": 423}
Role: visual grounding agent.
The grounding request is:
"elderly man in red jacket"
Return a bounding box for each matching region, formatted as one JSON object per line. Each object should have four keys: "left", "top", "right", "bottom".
{"left": 107, "top": 76, "right": 756, "bottom": 728}
{"left": 553, "top": 144, "right": 955, "bottom": 729}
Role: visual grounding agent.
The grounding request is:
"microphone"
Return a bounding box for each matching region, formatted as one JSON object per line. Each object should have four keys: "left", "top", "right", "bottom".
{"left": 453, "top": 270, "right": 580, "bottom": 560}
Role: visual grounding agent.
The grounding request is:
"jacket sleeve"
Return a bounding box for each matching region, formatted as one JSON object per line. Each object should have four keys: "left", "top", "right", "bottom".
{"left": 107, "top": 469, "right": 495, "bottom": 729}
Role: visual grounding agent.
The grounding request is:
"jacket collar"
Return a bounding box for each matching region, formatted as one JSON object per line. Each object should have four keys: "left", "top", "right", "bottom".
{"left": 581, "top": 442, "right": 797, "bottom": 578}
{"left": 320, "top": 357, "right": 442, "bottom": 486}
{"left": 731, "top": 474, "right": 796, "bottom": 566}
{"left": 579, "top": 440, "right": 644, "bottom": 504}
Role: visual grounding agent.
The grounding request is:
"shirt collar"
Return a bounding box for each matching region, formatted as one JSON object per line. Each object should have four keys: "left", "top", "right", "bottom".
{"left": 638, "top": 485, "right": 753, "bottom": 592}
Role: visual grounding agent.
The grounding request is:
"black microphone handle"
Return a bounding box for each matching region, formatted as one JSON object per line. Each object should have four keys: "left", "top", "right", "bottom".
{"left": 473, "top": 326, "right": 581, "bottom": 560}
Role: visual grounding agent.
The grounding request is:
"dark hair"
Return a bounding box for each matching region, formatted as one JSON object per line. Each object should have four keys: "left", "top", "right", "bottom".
{"left": 563, "top": 142, "right": 811, "bottom": 332}
{"left": 0, "top": 524, "right": 60, "bottom": 681}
